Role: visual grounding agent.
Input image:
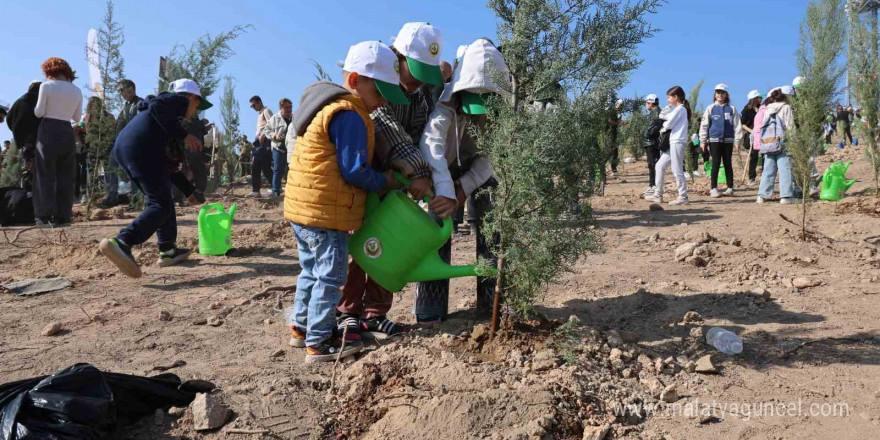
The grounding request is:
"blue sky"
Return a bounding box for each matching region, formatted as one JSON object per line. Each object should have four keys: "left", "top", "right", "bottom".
{"left": 1, "top": 0, "right": 815, "bottom": 145}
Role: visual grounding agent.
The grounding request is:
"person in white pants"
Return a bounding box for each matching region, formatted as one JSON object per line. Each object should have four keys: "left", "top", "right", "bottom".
{"left": 647, "top": 86, "right": 692, "bottom": 205}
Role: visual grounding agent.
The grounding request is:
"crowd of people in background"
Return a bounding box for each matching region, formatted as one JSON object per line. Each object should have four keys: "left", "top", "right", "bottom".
{"left": 0, "top": 23, "right": 865, "bottom": 363}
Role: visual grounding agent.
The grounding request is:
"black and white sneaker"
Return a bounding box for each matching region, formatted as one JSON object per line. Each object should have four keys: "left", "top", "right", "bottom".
{"left": 99, "top": 237, "right": 142, "bottom": 278}
{"left": 362, "top": 316, "right": 411, "bottom": 337}
{"left": 336, "top": 313, "right": 363, "bottom": 342}
{"left": 305, "top": 338, "right": 363, "bottom": 363}
{"left": 157, "top": 247, "right": 192, "bottom": 267}
{"left": 35, "top": 217, "right": 54, "bottom": 229}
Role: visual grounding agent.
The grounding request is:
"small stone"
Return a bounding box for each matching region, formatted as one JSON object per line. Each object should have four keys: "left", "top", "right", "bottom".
{"left": 695, "top": 355, "right": 717, "bottom": 374}
{"left": 158, "top": 310, "right": 173, "bottom": 322}
{"left": 191, "top": 393, "right": 230, "bottom": 431}
{"left": 686, "top": 255, "right": 708, "bottom": 267}
{"left": 660, "top": 384, "right": 680, "bottom": 403}
{"left": 675, "top": 243, "right": 699, "bottom": 261}
{"left": 689, "top": 327, "right": 705, "bottom": 339}
{"left": 649, "top": 232, "right": 661, "bottom": 243}
{"left": 609, "top": 348, "right": 623, "bottom": 361}
{"left": 700, "top": 414, "right": 721, "bottom": 424}
{"left": 681, "top": 311, "right": 703, "bottom": 324}
{"left": 606, "top": 330, "right": 624, "bottom": 347}
{"left": 649, "top": 203, "right": 664, "bottom": 212}
{"left": 729, "top": 236, "right": 741, "bottom": 246}
{"left": 470, "top": 324, "right": 489, "bottom": 342}
{"left": 260, "top": 385, "right": 274, "bottom": 396}
{"left": 192, "top": 318, "right": 208, "bottom": 326}
{"left": 270, "top": 349, "right": 285, "bottom": 358}
{"left": 209, "top": 302, "right": 222, "bottom": 310}
{"left": 41, "top": 322, "right": 63, "bottom": 337}
{"left": 167, "top": 406, "right": 186, "bottom": 417}
{"left": 610, "top": 359, "right": 625, "bottom": 370}
{"left": 641, "top": 377, "right": 665, "bottom": 397}
{"left": 582, "top": 424, "right": 610, "bottom": 440}
{"left": 207, "top": 316, "right": 223, "bottom": 327}
{"left": 685, "top": 361, "right": 696, "bottom": 373}
{"left": 622, "top": 368, "right": 633, "bottom": 378}
{"left": 105, "top": 300, "right": 120, "bottom": 307}
{"left": 792, "top": 277, "right": 821, "bottom": 289}
{"left": 693, "top": 244, "right": 713, "bottom": 258}
{"left": 92, "top": 313, "right": 108, "bottom": 323}
{"left": 263, "top": 318, "right": 274, "bottom": 325}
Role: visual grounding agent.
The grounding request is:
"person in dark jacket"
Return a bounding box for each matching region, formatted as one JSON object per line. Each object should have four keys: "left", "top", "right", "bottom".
{"left": 642, "top": 94, "right": 662, "bottom": 196}
{"left": 5, "top": 81, "right": 42, "bottom": 190}
{"left": 741, "top": 90, "right": 762, "bottom": 185}
{"left": 98, "top": 79, "right": 210, "bottom": 278}
{"left": 101, "top": 79, "right": 143, "bottom": 208}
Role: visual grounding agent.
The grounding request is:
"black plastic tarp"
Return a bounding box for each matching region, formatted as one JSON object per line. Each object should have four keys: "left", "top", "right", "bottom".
{"left": 0, "top": 363, "right": 214, "bottom": 440}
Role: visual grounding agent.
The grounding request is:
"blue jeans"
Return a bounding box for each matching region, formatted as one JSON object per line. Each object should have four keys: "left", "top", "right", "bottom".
{"left": 272, "top": 148, "right": 287, "bottom": 195}
{"left": 104, "top": 156, "right": 120, "bottom": 203}
{"left": 292, "top": 223, "right": 349, "bottom": 346}
{"left": 113, "top": 148, "right": 176, "bottom": 251}
{"left": 758, "top": 152, "right": 793, "bottom": 199}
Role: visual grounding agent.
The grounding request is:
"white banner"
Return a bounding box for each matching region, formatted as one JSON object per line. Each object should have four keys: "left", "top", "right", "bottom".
{"left": 87, "top": 29, "right": 103, "bottom": 98}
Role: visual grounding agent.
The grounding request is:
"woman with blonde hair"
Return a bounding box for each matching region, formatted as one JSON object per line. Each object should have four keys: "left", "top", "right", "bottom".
{"left": 33, "top": 57, "right": 83, "bottom": 227}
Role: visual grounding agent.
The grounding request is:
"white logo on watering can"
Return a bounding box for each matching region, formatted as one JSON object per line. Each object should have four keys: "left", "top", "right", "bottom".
{"left": 364, "top": 237, "right": 382, "bottom": 259}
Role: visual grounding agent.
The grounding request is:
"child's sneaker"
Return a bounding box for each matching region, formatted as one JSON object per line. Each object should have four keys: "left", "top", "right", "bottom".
{"left": 157, "top": 247, "right": 192, "bottom": 267}
{"left": 709, "top": 188, "right": 721, "bottom": 198}
{"left": 35, "top": 217, "right": 54, "bottom": 229}
{"left": 723, "top": 188, "right": 735, "bottom": 196}
{"left": 779, "top": 198, "right": 793, "bottom": 205}
{"left": 669, "top": 197, "right": 689, "bottom": 206}
{"left": 362, "top": 316, "right": 411, "bottom": 337}
{"left": 289, "top": 326, "right": 306, "bottom": 348}
{"left": 99, "top": 237, "right": 142, "bottom": 278}
{"left": 644, "top": 194, "right": 662, "bottom": 203}
{"left": 756, "top": 196, "right": 766, "bottom": 204}
{"left": 336, "top": 313, "right": 362, "bottom": 342}
{"left": 304, "top": 338, "right": 363, "bottom": 363}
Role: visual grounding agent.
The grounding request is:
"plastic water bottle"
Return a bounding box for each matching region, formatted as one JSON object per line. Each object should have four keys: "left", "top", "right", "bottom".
{"left": 706, "top": 327, "right": 743, "bottom": 355}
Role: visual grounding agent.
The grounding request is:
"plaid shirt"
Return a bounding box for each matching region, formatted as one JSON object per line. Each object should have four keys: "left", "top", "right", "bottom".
{"left": 371, "top": 89, "right": 432, "bottom": 179}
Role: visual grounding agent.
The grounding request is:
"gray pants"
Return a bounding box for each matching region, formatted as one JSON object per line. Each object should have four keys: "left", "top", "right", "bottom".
{"left": 414, "top": 178, "right": 498, "bottom": 321}
{"left": 34, "top": 118, "right": 77, "bottom": 220}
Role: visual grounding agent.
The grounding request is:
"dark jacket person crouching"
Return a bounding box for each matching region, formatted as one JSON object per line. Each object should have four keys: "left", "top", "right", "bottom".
{"left": 97, "top": 79, "right": 211, "bottom": 278}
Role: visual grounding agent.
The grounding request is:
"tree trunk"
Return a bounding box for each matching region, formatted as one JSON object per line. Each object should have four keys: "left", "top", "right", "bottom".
{"left": 489, "top": 253, "right": 505, "bottom": 340}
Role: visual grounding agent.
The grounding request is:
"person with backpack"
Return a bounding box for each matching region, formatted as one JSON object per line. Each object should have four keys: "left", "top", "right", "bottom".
{"left": 698, "top": 83, "right": 742, "bottom": 197}
{"left": 756, "top": 87, "right": 795, "bottom": 204}
{"left": 641, "top": 94, "right": 662, "bottom": 196}
{"left": 836, "top": 104, "right": 853, "bottom": 147}
{"left": 646, "top": 86, "right": 691, "bottom": 205}
{"left": 741, "top": 90, "right": 762, "bottom": 185}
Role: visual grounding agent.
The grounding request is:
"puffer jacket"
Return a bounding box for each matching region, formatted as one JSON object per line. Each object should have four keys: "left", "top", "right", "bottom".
{"left": 419, "top": 38, "right": 510, "bottom": 200}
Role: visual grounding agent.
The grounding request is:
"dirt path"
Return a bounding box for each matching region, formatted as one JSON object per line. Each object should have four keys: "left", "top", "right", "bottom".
{"left": 1, "top": 146, "right": 878, "bottom": 440}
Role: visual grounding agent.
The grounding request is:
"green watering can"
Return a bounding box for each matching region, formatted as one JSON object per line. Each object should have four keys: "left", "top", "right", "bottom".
{"left": 703, "top": 162, "right": 727, "bottom": 185}
{"left": 819, "top": 161, "right": 856, "bottom": 202}
{"left": 198, "top": 203, "right": 237, "bottom": 255}
{"left": 349, "top": 173, "right": 492, "bottom": 292}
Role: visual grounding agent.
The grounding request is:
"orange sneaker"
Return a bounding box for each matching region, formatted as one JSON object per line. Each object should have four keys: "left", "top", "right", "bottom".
{"left": 289, "top": 326, "right": 306, "bottom": 348}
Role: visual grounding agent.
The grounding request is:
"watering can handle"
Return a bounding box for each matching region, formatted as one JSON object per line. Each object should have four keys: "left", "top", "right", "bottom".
{"left": 392, "top": 172, "right": 430, "bottom": 203}
{"left": 198, "top": 203, "right": 224, "bottom": 222}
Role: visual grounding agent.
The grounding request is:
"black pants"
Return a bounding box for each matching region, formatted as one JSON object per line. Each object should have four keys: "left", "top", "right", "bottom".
{"left": 646, "top": 146, "right": 660, "bottom": 186}
{"left": 250, "top": 149, "right": 272, "bottom": 193}
{"left": 74, "top": 153, "right": 88, "bottom": 199}
{"left": 689, "top": 143, "right": 709, "bottom": 171}
{"left": 186, "top": 152, "right": 208, "bottom": 194}
{"left": 415, "top": 178, "right": 498, "bottom": 321}
{"left": 113, "top": 149, "right": 176, "bottom": 252}
{"left": 709, "top": 142, "right": 734, "bottom": 189}
{"left": 840, "top": 123, "right": 853, "bottom": 145}
{"left": 608, "top": 146, "right": 619, "bottom": 172}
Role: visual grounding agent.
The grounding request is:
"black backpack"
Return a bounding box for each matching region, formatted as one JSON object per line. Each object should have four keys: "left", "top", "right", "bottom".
{"left": 0, "top": 187, "right": 34, "bottom": 226}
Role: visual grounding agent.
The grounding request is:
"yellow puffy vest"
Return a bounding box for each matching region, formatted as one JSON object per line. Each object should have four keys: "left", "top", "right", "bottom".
{"left": 283, "top": 95, "right": 375, "bottom": 231}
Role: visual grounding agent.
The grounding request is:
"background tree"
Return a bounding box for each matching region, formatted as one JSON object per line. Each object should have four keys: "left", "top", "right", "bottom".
{"left": 84, "top": 0, "right": 126, "bottom": 211}
{"left": 619, "top": 95, "right": 649, "bottom": 161}
{"left": 483, "top": 0, "right": 662, "bottom": 334}
{"left": 850, "top": 4, "right": 880, "bottom": 194}
{"left": 686, "top": 79, "right": 705, "bottom": 180}
{"left": 0, "top": 140, "right": 21, "bottom": 187}
{"left": 791, "top": 0, "right": 845, "bottom": 238}
{"left": 218, "top": 77, "right": 242, "bottom": 182}
{"left": 157, "top": 25, "right": 252, "bottom": 97}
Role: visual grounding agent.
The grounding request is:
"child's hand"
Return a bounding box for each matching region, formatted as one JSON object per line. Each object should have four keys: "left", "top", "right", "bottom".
{"left": 429, "top": 196, "right": 458, "bottom": 218}
{"left": 185, "top": 135, "right": 203, "bottom": 153}
{"left": 409, "top": 177, "right": 433, "bottom": 200}
{"left": 384, "top": 170, "right": 401, "bottom": 188}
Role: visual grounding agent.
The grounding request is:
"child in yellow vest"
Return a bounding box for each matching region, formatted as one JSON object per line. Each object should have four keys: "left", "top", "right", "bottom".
{"left": 284, "top": 41, "right": 408, "bottom": 363}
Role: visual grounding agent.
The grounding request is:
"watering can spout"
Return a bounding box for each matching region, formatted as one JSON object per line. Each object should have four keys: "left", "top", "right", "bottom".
{"left": 228, "top": 204, "right": 237, "bottom": 220}
{"left": 407, "top": 252, "right": 481, "bottom": 284}
{"left": 845, "top": 179, "right": 857, "bottom": 191}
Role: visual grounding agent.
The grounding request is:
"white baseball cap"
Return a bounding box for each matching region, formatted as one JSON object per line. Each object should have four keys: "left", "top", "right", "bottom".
{"left": 456, "top": 45, "right": 468, "bottom": 61}
{"left": 343, "top": 41, "right": 408, "bottom": 105}
{"left": 792, "top": 76, "right": 804, "bottom": 89}
{"left": 714, "top": 83, "right": 729, "bottom": 93}
{"left": 645, "top": 94, "right": 659, "bottom": 104}
{"left": 747, "top": 89, "right": 761, "bottom": 100}
{"left": 780, "top": 85, "right": 795, "bottom": 95}
{"left": 169, "top": 79, "right": 212, "bottom": 110}
{"left": 392, "top": 22, "right": 444, "bottom": 86}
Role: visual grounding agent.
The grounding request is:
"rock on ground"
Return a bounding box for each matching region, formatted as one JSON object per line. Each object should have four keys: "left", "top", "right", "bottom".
{"left": 41, "top": 322, "right": 63, "bottom": 336}
{"left": 660, "top": 384, "right": 680, "bottom": 403}
{"left": 792, "top": 277, "right": 821, "bottom": 289}
{"left": 191, "top": 393, "right": 230, "bottom": 431}
{"left": 582, "top": 424, "right": 610, "bottom": 440}
{"left": 695, "top": 355, "right": 717, "bottom": 374}
{"left": 675, "top": 243, "right": 699, "bottom": 261}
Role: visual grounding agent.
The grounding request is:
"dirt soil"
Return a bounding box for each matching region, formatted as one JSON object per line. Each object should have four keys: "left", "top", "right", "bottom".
{"left": 1, "top": 145, "right": 879, "bottom": 440}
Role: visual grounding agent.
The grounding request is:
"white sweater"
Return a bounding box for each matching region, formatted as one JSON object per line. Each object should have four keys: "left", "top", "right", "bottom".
{"left": 34, "top": 79, "right": 83, "bottom": 122}
{"left": 662, "top": 104, "right": 689, "bottom": 143}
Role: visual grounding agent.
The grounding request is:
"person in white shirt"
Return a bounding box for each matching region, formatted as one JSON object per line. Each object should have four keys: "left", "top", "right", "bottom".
{"left": 646, "top": 86, "right": 691, "bottom": 205}
{"left": 248, "top": 95, "right": 273, "bottom": 197}
{"left": 32, "top": 57, "right": 83, "bottom": 228}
